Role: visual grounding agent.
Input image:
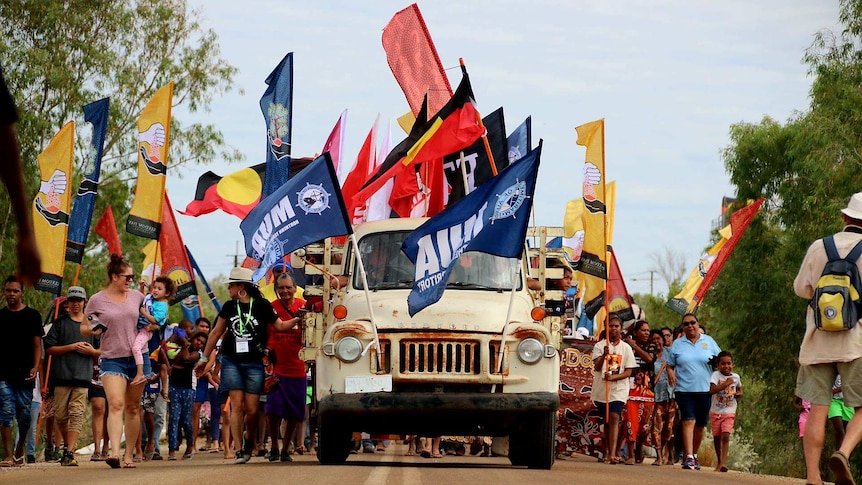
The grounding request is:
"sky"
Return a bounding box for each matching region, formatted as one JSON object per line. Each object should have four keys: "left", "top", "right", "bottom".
{"left": 168, "top": 0, "right": 840, "bottom": 297}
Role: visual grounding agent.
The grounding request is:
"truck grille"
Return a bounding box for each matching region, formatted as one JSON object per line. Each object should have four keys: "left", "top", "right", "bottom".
{"left": 399, "top": 340, "right": 480, "bottom": 375}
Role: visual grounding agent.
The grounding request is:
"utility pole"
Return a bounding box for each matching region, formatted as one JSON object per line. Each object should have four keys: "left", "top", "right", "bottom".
{"left": 650, "top": 271, "right": 654, "bottom": 296}
{"left": 228, "top": 241, "right": 240, "bottom": 268}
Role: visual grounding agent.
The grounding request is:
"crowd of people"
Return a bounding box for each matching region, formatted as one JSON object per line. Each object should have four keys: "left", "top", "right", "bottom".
{"left": 0, "top": 255, "right": 316, "bottom": 469}
{"left": 588, "top": 311, "right": 741, "bottom": 472}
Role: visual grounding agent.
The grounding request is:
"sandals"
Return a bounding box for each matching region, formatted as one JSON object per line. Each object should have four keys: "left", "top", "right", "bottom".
{"left": 828, "top": 451, "right": 855, "bottom": 485}
{"left": 122, "top": 461, "right": 136, "bottom": 468}
{"left": 105, "top": 456, "right": 121, "bottom": 469}
{"left": 11, "top": 456, "right": 24, "bottom": 467}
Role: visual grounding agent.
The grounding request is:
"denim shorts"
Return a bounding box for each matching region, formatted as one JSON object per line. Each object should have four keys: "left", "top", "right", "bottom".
{"left": 219, "top": 355, "right": 264, "bottom": 395}
{"left": 0, "top": 381, "right": 33, "bottom": 430}
{"left": 101, "top": 356, "right": 138, "bottom": 381}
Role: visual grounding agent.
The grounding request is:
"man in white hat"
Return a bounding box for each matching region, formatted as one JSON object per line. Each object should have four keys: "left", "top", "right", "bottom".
{"left": 794, "top": 192, "right": 862, "bottom": 485}
{"left": 43, "top": 286, "right": 98, "bottom": 467}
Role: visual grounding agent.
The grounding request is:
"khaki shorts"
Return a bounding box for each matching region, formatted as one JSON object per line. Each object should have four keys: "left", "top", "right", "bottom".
{"left": 796, "top": 359, "right": 862, "bottom": 408}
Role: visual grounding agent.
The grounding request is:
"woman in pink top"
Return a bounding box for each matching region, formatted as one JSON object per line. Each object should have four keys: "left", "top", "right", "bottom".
{"left": 81, "top": 254, "right": 146, "bottom": 469}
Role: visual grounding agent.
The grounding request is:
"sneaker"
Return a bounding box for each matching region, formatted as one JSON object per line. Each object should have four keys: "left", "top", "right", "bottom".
{"left": 151, "top": 453, "right": 163, "bottom": 461}
{"left": 280, "top": 449, "right": 293, "bottom": 462}
{"left": 363, "top": 444, "right": 375, "bottom": 453}
{"left": 60, "top": 450, "right": 71, "bottom": 466}
{"left": 693, "top": 456, "right": 701, "bottom": 471}
{"left": 234, "top": 451, "right": 248, "bottom": 465}
{"left": 682, "top": 455, "right": 695, "bottom": 470}
{"left": 66, "top": 453, "right": 78, "bottom": 467}
{"left": 268, "top": 449, "right": 280, "bottom": 462}
{"left": 25, "top": 455, "right": 35, "bottom": 464}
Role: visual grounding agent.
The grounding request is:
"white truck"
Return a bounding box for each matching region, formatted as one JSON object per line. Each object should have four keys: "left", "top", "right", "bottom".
{"left": 297, "top": 218, "right": 562, "bottom": 469}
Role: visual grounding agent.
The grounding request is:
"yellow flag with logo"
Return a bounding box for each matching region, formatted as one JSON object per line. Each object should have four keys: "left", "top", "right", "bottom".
{"left": 127, "top": 82, "right": 173, "bottom": 239}
{"left": 33, "top": 121, "right": 75, "bottom": 293}
{"left": 139, "top": 240, "right": 163, "bottom": 289}
{"left": 574, "top": 119, "right": 607, "bottom": 319}
{"left": 667, "top": 224, "right": 730, "bottom": 314}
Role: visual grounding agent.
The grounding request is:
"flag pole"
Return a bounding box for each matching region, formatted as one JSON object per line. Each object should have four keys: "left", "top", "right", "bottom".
{"left": 348, "top": 234, "right": 382, "bottom": 370}
{"left": 602, "top": 121, "right": 611, "bottom": 422}
{"left": 491, "top": 260, "right": 522, "bottom": 393}
{"left": 459, "top": 58, "right": 497, "bottom": 177}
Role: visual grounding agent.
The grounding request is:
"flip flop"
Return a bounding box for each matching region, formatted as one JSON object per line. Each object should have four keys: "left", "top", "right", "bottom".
{"left": 828, "top": 451, "right": 856, "bottom": 485}
{"left": 105, "top": 456, "right": 121, "bottom": 469}
{"left": 0, "top": 460, "right": 11, "bottom": 467}
{"left": 122, "top": 461, "right": 136, "bottom": 468}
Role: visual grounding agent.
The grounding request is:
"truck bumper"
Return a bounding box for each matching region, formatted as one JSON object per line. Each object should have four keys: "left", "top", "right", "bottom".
{"left": 317, "top": 392, "right": 560, "bottom": 436}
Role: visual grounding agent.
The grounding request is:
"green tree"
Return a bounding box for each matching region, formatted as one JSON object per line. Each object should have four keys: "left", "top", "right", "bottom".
{"left": 0, "top": 0, "right": 241, "bottom": 310}
{"left": 714, "top": 0, "right": 862, "bottom": 477}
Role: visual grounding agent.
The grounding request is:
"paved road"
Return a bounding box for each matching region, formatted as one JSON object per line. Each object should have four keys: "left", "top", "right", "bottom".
{"left": 0, "top": 443, "right": 809, "bottom": 485}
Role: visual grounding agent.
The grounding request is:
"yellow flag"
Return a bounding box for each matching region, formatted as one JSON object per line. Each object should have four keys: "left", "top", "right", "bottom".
{"left": 127, "top": 82, "right": 174, "bottom": 239}
{"left": 667, "top": 224, "right": 730, "bottom": 314}
{"left": 563, "top": 198, "right": 587, "bottom": 299}
{"left": 575, "top": 119, "right": 607, "bottom": 319}
{"left": 605, "top": 180, "right": 616, "bottom": 245}
{"left": 33, "top": 121, "right": 75, "bottom": 293}
{"left": 139, "top": 240, "right": 163, "bottom": 288}
{"left": 397, "top": 111, "right": 415, "bottom": 135}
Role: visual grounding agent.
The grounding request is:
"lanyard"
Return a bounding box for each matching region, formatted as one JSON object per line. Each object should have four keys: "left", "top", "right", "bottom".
{"left": 236, "top": 298, "right": 254, "bottom": 335}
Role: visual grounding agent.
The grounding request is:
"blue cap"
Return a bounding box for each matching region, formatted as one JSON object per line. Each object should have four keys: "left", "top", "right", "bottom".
{"left": 271, "top": 260, "right": 292, "bottom": 272}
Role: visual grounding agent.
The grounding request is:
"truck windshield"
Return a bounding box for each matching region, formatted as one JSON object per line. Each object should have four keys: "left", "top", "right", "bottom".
{"left": 353, "top": 231, "right": 522, "bottom": 291}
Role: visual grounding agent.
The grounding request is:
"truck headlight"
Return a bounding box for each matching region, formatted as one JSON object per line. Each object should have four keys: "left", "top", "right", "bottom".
{"left": 517, "top": 338, "right": 544, "bottom": 364}
{"left": 334, "top": 336, "right": 363, "bottom": 363}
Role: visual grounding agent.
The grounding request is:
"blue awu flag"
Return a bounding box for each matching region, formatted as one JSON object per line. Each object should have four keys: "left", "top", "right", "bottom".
{"left": 401, "top": 142, "right": 543, "bottom": 316}
{"left": 240, "top": 153, "right": 352, "bottom": 282}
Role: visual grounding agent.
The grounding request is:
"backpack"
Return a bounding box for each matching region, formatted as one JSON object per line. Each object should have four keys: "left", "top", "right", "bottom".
{"left": 812, "top": 236, "right": 862, "bottom": 331}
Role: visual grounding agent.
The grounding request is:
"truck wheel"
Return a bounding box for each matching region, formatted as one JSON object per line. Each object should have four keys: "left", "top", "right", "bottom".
{"left": 510, "top": 412, "right": 556, "bottom": 469}
{"left": 316, "top": 416, "right": 351, "bottom": 464}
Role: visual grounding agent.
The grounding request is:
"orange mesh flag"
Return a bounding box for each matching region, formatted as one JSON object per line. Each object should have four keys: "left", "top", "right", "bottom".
{"left": 94, "top": 206, "right": 122, "bottom": 257}
{"left": 382, "top": 3, "right": 452, "bottom": 115}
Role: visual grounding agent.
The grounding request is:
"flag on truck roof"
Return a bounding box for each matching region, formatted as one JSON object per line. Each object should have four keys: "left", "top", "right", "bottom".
{"left": 382, "top": 3, "right": 452, "bottom": 116}
{"left": 354, "top": 70, "right": 483, "bottom": 204}
{"left": 240, "top": 153, "right": 352, "bottom": 282}
{"left": 402, "top": 142, "right": 542, "bottom": 316}
{"left": 443, "top": 106, "right": 508, "bottom": 205}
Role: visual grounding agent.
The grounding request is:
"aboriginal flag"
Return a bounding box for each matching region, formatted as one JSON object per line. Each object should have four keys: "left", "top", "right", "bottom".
{"left": 353, "top": 70, "right": 483, "bottom": 204}
{"left": 180, "top": 158, "right": 314, "bottom": 219}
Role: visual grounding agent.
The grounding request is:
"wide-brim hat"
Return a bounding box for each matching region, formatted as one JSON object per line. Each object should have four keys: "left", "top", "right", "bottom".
{"left": 226, "top": 267, "right": 256, "bottom": 285}
{"left": 841, "top": 193, "right": 862, "bottom": 220}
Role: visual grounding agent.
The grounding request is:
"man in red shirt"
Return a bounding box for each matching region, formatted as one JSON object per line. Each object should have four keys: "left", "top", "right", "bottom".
{"left": 265, "top": 273, "right": 306, "bottom": 462}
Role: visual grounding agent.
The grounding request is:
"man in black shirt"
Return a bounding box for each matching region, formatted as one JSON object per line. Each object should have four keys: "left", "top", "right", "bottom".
{"left": 0, "top": 276, "right": 43, "bottom": 466}
{"left": 44, "top": 286, "right": 98, "bottom": 466}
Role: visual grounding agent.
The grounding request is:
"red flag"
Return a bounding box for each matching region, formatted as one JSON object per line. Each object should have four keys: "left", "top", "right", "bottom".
{"left": 691, "top": 197, "right": 765, "bottom": 309}
{"left": 341, "top": 118, "right": 377, "bottom": 224}
{"left": 382, "top": 3, "right": 452, "bottom": 115}
{"left": 159, "top": 193, "right": 196, "bottom": 304}
{"left": 94, "top": 206, "right": 121, "bottom": 256}
{"left": 607, "top": 247, "right": 635, "bottom": 322}
{"left": 389, "top": 159, "right": 447, "bottom": 218}
{"left": 322, "top": 110, "right": 347, "bottom": 173}
{"left": 354, "top": 72, "right": 481, "bottom": 204}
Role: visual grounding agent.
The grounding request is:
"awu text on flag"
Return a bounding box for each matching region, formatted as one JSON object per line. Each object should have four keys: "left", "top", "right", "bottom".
{"left": 402, "top": 143, "right": 543, "bottom": 316}
{"left": 240, "top": 153, "right": 352, "bottom": 282}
